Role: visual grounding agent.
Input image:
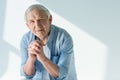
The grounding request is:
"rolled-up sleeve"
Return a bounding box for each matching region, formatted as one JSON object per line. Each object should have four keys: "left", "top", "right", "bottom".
{"left": 56, "top": 34, "right": 74, "bottom": 80}
{"left": 20, "top": 35, "right": 35, "bottom": 79}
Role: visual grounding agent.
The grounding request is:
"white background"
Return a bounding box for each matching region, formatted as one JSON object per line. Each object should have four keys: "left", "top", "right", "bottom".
{"left": 0, "top": 0, "right": 120, "bottom": 80}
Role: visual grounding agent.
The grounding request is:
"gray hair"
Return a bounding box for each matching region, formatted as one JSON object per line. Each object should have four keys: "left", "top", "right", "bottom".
{"left": 25, "top": 4, "right": 51, "bottom": 21}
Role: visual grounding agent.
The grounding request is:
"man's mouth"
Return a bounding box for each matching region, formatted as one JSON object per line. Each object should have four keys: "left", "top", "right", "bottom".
{"left": 37, "top": 29, "right": 44, "bottom": 32}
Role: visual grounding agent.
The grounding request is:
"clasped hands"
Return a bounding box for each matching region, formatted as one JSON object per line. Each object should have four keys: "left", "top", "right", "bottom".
{"left": 28, "top": 40, "right": 46, "bottom": 62}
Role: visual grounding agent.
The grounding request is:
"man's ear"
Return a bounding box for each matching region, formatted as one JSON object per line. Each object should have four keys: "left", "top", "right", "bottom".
{"left": 49, "top": 15, "right": 52, "bottom": 24}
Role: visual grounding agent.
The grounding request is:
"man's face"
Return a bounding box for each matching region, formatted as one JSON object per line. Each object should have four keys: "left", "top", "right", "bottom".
{"left": 26, "top": 8, "right": 52, "bottom": 40}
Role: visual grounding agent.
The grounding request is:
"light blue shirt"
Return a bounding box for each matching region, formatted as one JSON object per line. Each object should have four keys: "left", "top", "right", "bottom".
{"left": 20, "top": 25, "right": 77, "bottom": 80}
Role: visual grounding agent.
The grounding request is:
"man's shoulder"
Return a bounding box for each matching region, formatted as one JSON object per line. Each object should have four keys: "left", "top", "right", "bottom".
{"left": 51, "top": 24, "right": 70, "bottom": 36}
{"left": 21, "top": 31, "right": 34, "bottom": 41}
{"left": 51, "top": 24, "right": 72, "bottom": 41}
{"left": 22, "top": 31, "right": 31, "bottom": 38}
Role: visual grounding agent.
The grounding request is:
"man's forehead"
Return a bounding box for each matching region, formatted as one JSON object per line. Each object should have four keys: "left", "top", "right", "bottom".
{"left": 27, "top": 9, "right": 48, "bottom": 19}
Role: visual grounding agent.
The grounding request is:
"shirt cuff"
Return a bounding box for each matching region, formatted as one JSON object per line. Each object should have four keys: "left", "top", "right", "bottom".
{"left": 20, "top": 65, "right": 35, "bottom": 79}
{"left": 56, "top": 65, "right": 68, "bottom": 80}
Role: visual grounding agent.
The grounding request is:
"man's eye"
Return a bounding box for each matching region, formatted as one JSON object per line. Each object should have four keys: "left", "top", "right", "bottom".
{"left": 30, "top": 21, "right": 34, "bottom": 23}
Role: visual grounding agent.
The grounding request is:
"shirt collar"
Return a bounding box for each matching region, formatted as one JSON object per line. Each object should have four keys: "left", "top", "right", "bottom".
{"left": 47, "top": 25, "right": 54, "bottom": 45}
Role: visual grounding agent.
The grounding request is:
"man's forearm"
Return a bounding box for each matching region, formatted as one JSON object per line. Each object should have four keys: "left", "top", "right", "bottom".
{"left": 23, "top": 57, "right": 36, "bottom": 76}
{"left": 37, "top": 54, "right": 59, "bottom": 78}
{"left": 43, "top": 57, "right": 59, "bottom": 78}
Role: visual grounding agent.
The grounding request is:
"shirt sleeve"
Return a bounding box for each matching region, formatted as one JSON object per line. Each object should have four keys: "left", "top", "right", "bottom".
{"left": 20, "top": 34, "right": 35, "bottom": 79}
{"left": 56, "top": 32, "right": 74, "bottom": 80}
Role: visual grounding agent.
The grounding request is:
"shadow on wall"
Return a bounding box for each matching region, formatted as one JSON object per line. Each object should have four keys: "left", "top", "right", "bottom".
{"left": 0, "top": 0, "right": 19, "bottom": 77}
{"left": 0, "top": 0, "right": 7, "bottom": 77}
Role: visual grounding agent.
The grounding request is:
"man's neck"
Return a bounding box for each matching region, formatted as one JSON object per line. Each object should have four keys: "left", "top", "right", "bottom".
{"left": 41, "top": 36, "right": 49, "bottom": 46}
{"left": 36, "top": 33, "right": 50, "bottom": 46}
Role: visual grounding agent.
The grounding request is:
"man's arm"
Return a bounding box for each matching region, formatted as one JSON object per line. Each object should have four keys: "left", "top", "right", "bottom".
{"left": 23, "top": 40, "right": 39, "bottom": 76}
{"left": 23, "top": 56, "right": 36, "bottom": 76}
{"left": 28, "top": 39, "right": 59, "bottom": 78}
{"left": 20, "top": 36, "right": 37, "bottom": 78}
{"left": 37, "top": 53, "right": 59, "bottom": 78}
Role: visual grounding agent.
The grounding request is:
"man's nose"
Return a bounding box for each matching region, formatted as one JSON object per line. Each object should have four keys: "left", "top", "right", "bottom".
{"left": 35, "top": 21, "right": 42, "bottom": 28}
